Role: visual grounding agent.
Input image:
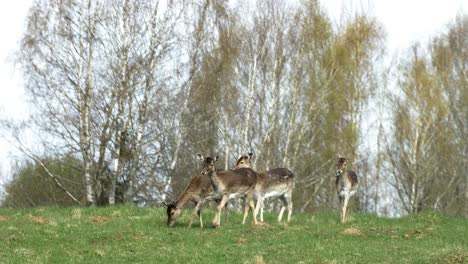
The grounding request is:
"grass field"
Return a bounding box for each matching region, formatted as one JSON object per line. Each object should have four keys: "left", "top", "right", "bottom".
{"left": 0, "top": 205, "right": 467, "bottom": 264}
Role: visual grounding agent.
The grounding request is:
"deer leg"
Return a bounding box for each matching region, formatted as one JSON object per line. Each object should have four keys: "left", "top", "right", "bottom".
{"left": 189, "top": 202, "right": 200, "bottom": 228}
{"left": 242, "top": 196, "right": 249, "bottom": 224}
{"left": 224, "top": 202, "right": 229, "bottom": 224}
{"left": 218, "top": 208, "right": 222, "bottom": 226}
{"left": 342, "top": 196, "right": 350, "bottom": 223}
{"left": 278, "top": 207, "right": 285, "bottom": 222}
{"left": 198, "top": 202, "right": 204, "bottom": 228}
{"left": 338, "top": 196, "right": 344, "bottom": 223}
{"left": 198, "top": 208, "right": 203, "bottom": 228}
{"left": 260, "top": 205, "right": 264, "bottom": 222}
{"left": 278, "top": 196, "right": 288, "bottom": 222}
{"left": 286, "top": 190, "right": 293, "bottom": 222}
{"left": 254, "top": 195, "right": 264, "bottom": 223}
{"left": 214, "top": 196, "right": 228, "bottom": 227}
{"left": 249, "top": 193, "right": 258, "bottom": 225}
{"left": 214, "top": 198, "right": 223, "bottom": 225}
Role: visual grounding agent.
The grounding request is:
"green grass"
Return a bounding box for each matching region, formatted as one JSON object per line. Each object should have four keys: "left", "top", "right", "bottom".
{"left": 0, "top": 205, "right": 467, "bottom": 264}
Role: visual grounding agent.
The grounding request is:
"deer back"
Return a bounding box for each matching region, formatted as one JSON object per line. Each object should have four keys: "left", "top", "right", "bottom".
{"left": 216, "top": 167, "right": 257, "bottom": 192}
{"left": 258, "top": 168, "right": 295, "bottom": 191}
{"left": 346, "top": 170, "right": 359, "bottom": 188}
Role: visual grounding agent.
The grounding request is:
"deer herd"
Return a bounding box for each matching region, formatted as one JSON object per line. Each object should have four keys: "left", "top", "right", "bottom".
{"left": 165, "top": 153, "right": 359, "bottom": 227}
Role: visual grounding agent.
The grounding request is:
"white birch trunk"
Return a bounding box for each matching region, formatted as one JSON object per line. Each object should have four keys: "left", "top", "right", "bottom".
{"left": 125, "top": 5, "right": 160, "bottom": 202}
{"left": 162, "top": 1, "right": 209, "bottom": 202}
{"left": 109, "top": 0, "right": 130, "bottom": 205}
{"left": 282, "top": 72, "right": 300, "bottom": 168}
{"left": 78, "top": 0, "right": 96, "bottom": 206}
{"left": 242, "top": 54, "right": 257, "bottom": 148}
{"left": 224, "top": 112, "right": 230, "bottom": 170}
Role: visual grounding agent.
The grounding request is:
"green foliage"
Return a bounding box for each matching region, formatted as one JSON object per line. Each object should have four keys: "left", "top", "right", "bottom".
{"left": 12, "top": 0, "right": 465, "bottom": 216}
{"left": 291, "top": 8, "right": 384, "bottom": 210}
{"left": 0, "top": 206, "right": 466, "bottom": 263}
{"left": 386, "top": 15, "right": 467, "bottom": 215}
{"left": 2, "top": 155, "right": 85, "bottom": 207}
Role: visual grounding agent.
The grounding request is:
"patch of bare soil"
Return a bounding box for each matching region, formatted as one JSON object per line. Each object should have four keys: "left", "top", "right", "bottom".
{"left": 31, "top": 216, "right": 49, "bottom": 224}
{"left": 368, "top": 228, "right": 396, "bottom": 233}
{"left": 342, "top": 227, "right": 364, "bottom": 236}
{"left": 404, "top": 229, "right": 432, "bottom": 239}
{"left": 90, "top": 216, "right": 110, "bottom": 224}
{"left": 436, "top": 252, "right": 468, "bottom": 264}
{"left": 0, "top": 215, "right": 8, "bottom": 222}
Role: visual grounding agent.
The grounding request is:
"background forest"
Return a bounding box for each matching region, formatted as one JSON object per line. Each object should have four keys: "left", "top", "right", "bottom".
{"left": 0, "top": 0, "right": 466, "bottom": 218}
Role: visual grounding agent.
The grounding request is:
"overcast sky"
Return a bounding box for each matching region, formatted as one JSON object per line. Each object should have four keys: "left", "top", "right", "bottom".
{"left": 0, "top": 0, "right": 466, "bottom": 183}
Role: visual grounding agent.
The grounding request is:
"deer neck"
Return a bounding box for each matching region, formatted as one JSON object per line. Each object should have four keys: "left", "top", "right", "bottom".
{"left": 337, "top": 171, "right": 350, "bottom": 185}
{"left": 207, "top": 169, "right": 223, "bottom": 192}
{"left": 175, "top": 191, "right": 193, "bottom": 210}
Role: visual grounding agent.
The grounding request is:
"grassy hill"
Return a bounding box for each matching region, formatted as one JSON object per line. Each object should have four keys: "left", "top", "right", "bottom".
{"left": 0, "top": 205, "right": 466, "bottom": 264}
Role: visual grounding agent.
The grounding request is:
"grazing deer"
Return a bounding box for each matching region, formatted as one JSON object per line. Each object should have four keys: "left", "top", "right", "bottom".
{"left": 335, "top": 156, "right": 359, "bottom": 223}
{"left": 198, "top": 154, "right": 258, "bottom": 227}
{"left": 165, "top": 174, "right": 229, "bottom": 228}
{"left": 235, "top": 153, "right": 295, "bottom": 222}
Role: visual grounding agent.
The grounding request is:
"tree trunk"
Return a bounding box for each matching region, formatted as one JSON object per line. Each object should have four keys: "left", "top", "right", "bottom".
{"left": 80, "top": 0, "right": 96, "bottom": 206}
{"left": 109, "top": 0, "right": 130, "bottom": 205}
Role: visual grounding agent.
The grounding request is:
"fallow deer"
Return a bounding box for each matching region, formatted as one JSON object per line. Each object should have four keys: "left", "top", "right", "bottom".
{"left": 165, "top": 173, "right": 231, "bottom": 228}
{"left": 235, "top": 153, "right": 295, "bottom": 222}
{"left": 198, "top": 154, "right": 258, "bottom": 227}
{"left": 335, "top": 156, "right": 359, "bottom": 223}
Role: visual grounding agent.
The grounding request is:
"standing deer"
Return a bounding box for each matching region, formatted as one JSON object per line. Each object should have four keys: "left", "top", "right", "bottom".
{"left": 198, "top": 154, "right": 258, "bottom": 227}
{"left": 235, "top": 153, "right": 295, "bottom": 222}
{"left": 164, "top": 174, "right": 229, "bottom": 228}
{"left": 335, "top": 156, "right": 359, "bottom": 223}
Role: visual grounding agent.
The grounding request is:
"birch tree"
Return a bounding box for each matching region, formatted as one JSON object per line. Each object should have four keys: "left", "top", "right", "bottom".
{"left": 385, "top": 45, "right": 455, "bottom": 214}
{"left": 16, "top": 0, "right": 185, "bottom": 206}
{"left": 429, "top": 15, "right": 467, "bottom": 215}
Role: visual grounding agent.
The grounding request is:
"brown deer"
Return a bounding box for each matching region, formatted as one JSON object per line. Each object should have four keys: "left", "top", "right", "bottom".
{"left": 335, "top": 156, "right": 359, "bottom": 223}
{"left": 164, "top": 174, "right": 231, "bottom": 228}
{"left": 198, "top": 154, "right": 258, "bottom": 227}
{"left": 235, "top": 153, "right": 295, "bottom": 222}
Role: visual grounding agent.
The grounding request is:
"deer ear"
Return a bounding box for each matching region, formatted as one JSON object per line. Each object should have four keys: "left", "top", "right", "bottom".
{"left": 248, "top": 152, "right": 254, "bottom": 160}
{"left": 197, "top": 153, "right": 204, "bottom": 161}
{"left": 214, "top": 155, "right": 219, "bottom": 161}
{"left": 337, "top": 154, "right": 342, "bottom": 159}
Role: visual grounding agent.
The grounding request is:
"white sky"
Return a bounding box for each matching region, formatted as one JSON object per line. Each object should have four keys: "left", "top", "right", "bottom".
{"left": 0, "top": 0, "right": 32, "bottom": 185}
{"left": 0, "top": 0, "right": 466, "bottom": 183}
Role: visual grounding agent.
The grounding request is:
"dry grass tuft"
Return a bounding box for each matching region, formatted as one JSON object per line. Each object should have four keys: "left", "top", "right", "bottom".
{"left": 254, "top": 221, "right": 270, "bottom": 227}
{"left": 0, "top": 215, "right": 8, "bottom": 222}
{"left": 435, "top": 251, "right": 468, "bottom": 264}
{"left": 72, "top": 208, "right": 81, "bottom": 220}
{"left": 237, "top": 237, "right": 247, "bottom": 244}
{"left": 90, "top": 216, "right": 110, "bottom": 224}
{"left": 112, "top": 210, "right": 121, "bottom": 217}
{"left": 404, "top": 229, "right": 432, "bottom": 239}
{"left": 342, "top": 227, "right": 364, "bottom": 236}
{"left": 368, "top": 228, "right": 396, "bottom": 233}
{"left": 254, "top": 255, "right": 265, "bottom": 264}
{"left": 31, "top": 216, "right": 49, "bottom": 224}
{"left": 243, "top": 255, "right": 266, "bottom": 264}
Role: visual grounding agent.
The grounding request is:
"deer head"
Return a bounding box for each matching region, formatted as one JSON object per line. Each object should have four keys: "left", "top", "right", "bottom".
{"left": 165, "top": 201, "right": 181, "bottom": 227}
{"left": 235, "top": 152, "right": 253, "bottom": 168}
{"left": 197, "top": 154, "right": 218, "bottom": 175}
{"left": 336, "top": 157, "right": 348, "bottom": 175}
